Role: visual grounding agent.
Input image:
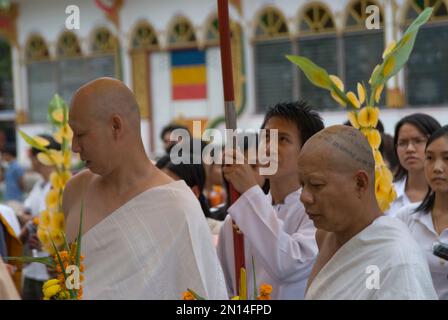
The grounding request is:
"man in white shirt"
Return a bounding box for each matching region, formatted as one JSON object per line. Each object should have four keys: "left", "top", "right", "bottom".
{"left": 298, "top": 125, "right": 437, "bottom": 300}
{"left": 218, "top": 101, "right": 324, "bottom": 299}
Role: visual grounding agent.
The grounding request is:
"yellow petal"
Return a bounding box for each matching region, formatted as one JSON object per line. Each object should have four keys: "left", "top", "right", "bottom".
{"left": 347, "top": 111, "right": 360, "bottom": 129}
{"left": 331, "top": 91, "right": 347, "bottom": 107}
{"left": 329, "top": 75, "right": 344, "bottom": 92}
{"left": 61, "top": 170, "right": 72, "bottom": 186}
{"left": 373, "top": 149, "right": 384, "bottom": 166}
{"left": 43, "top": 279, "right": 60, "bottom": 291}
{"left": 43, "top": 283, "right": 61, "bottom": 299}
{"left": 46, "top": 189, "right": 59, "bottom": 210}
{"left": 357, "top": 83, "right": 366, "bottom": 105}
{"left": 382, "top": 40, "right": 397, "bottom": 59}
{"left": 375, "top": 84, "right": 384, "bottom": 103}
{"left": 49, "top": 229, "right": 65, "bottom": 247}
{"left": 53, "top": 132, "right": 63, "bottom": 145}
{"left": 33, "top": 136, "right": 50, "bottom": 148}
{"left": 366, "top": 129, "right": 382, "bottom": 150}
{"left": 37, "top": 227, "right": 50, "bottom": 246}
{"left": 37, "top": 152, "right": 54, "bottom": 166}
{"left": 51, "top": 109, "right": 64, "bottom": 123}
{"left": 347, "top": 91, "right": 360, "bottom": 109}
{"left": 358, "top": 106, "right": 379, "bottom": 128}
{"left": 383, "top": 56, "right": 396, "bottom": 78}
{"left": 50, "top": 212, "right": 65, "bottom": 231}
{"left": 60, "top": 125, "right": 73, "bottom": 140}
{"left": 49, "top": 150, "right": 64, "bottom": 166}
{"left": 50, "top": 172, "right": 62, "bottom": 190}
{"left": 39, "top": 210, "right": 51, "bottom": 228}
{"left": 63, "top": 152, "right": 71, "bottom": 170}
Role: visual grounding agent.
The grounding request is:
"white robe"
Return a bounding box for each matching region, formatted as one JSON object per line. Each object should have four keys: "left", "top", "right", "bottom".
{"left": 217, "top": 186, "right": 317, "bottom": 299}
{"left": 82, "top": 180, "right": 228, "bottom": 300}
{"left": 306, "top": 216, "right": 438, "bottom": 300}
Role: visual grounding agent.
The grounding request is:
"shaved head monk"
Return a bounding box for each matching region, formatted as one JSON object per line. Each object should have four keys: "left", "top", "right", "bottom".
{"left": 63, "top": 78, "right": 227, "bottom": 300}
{"left": 298, "top": 125, "right": 437, "bottom": 300}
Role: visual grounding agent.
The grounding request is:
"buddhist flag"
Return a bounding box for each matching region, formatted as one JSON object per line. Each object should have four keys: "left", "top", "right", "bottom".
{"left": 171, "top": 49, "right": 207, "bottom": 100}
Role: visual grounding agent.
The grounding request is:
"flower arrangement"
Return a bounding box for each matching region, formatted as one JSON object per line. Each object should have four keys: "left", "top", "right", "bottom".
{"left": 286, "top": 7, "right": 433, "bottom": 212}
{"left": 7, "top": 94, "right": 84, "bottom": 300}
{"left": 183, "top": 258, "right": 272, "bottom": 300}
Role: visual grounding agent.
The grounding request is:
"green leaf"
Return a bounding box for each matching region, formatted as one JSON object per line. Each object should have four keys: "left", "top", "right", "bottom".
{"left": 74, "top": 198, "right": 84, "bottom": 299}
{"left": 19, "top": 131, "right": 47, "bottom": 152}
{"left": 286, "top": 55, "right": 332, "bottom": 90}
{"left": 370, "top": 7, "right": 433, "bottom": 87}
{"left": 4, "top": 256, "right": 56, "bottom": 268}
{"left": 187, "top": 289, "right": 206, "bottom": 300}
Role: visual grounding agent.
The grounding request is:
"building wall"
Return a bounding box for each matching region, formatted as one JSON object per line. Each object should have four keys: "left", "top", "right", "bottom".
{"left": 9, "top": 0, "right": 448, "bottom": 164}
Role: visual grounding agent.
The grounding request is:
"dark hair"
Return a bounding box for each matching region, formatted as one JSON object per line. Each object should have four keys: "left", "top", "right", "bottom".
{"left": 261, "top": 101, "right": 324, "bottom": 147}
{"left": 415, "top": 125, "right": 448, "bottom": 214}
{"left": 381, "top": 133, "right": 399, "bottom": 173}
{"left": 160, "top": 123, "right": 190, "bottom": 141}
{"left": 31, "top": 134, "right": 61, "bottom": 156}
{"left": 393, "top": 113, "right": 441, "bottom": 181}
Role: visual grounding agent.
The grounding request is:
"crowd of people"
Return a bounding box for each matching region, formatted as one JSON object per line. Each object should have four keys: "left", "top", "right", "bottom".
{"left": 0, "top": 77, "right": 447, "bottom": 300}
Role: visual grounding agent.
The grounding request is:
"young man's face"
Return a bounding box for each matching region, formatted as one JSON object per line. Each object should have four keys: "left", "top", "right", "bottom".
{"left": 263, "top": 116, "right": 302, "bottom": 180}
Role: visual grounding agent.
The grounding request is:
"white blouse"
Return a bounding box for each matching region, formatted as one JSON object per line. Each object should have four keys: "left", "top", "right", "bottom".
{"left": 396, "top": 203, "right": 448, "bottom": 300}
{"left": 385, "top": 177, "right": 421, "bottom": 217}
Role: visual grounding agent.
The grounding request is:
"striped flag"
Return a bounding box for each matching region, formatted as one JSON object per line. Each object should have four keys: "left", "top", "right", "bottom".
{"left": 171, "top": 49, "right": 207, "bottom": 100}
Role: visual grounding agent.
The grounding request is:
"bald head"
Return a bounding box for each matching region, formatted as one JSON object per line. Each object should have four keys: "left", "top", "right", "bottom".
{"left": 71, "top": 77, "right": 141, "bottom": 131}
{"left": 300, "top": 125, "right": 375, "bottom": 181}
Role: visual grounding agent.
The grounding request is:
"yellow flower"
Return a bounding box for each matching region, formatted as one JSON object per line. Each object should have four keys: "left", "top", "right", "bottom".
{"left": 374, "top": 84, "right": 384, "bottom": 103}
{"left": 37, "top": 152, "right": 54, "bottom": 166}
{"left": 362, "top": 128, "right": 382, "bottom": 150}
{"left": 43, "top": 282, "right": 62, "bottom": 299}
{"left": 373, "top": 149, "right": 385, "bottom": 166}
{"left": 37, "top": 227, "right": 50, "bottom": 247}
{"left": 383, "top": 56, "right": 396, "bottom": 78}
{"left": 49, "top": 229, "right": 65, "bottom": 247}
{"left": 63, "top": 152, "right": 71, "bottom": 170}
{"left": 382, "top": 40, "right": 397, "bottom": 59}
{"left": 43, "top": 279, "right": 60, "bottom": 291}
{"left": 330, "top": 75, "right": 346, "bottom": 107}
{"left": 51, "top": 109, "right": 64, "bottom": 123}
{"left": 357, "top": 106, "right": 379, "bottom": 128}
{"left": 33, "top": 136, "right": 50, "bottom": 148}
{"left": 50, "top": 212, "right": 65, "bottom": 231}
{"left": 347, "top": 91, "right": 361, "bottom": 109}
{"left": 231, "top": 296, "right": 240, "bottom": 300}
{"left": 49, "top": 150, "right": 64, "bottom": 166}
{"left": 347, "top": 111, "right": 360, "bottom": 129}
{"left": 52, "top": 124, "right": 73, "bottom": 144}
{"left": 46, "top": 189, "right": 60, "bottom": 210}
{"left": 329, "top": 75, "right": 344, "bottom": 92}
{"left": 182, "top": 292, "right": 195, "bottom": 300}
{"left": 39, "top": 210, "right": 51, "bottom": 228}
{"left": 357, "top": 83, "right": 366, "bottom": 105}
{"left": 50, "top": 172, "right": 63, "bottom": 190}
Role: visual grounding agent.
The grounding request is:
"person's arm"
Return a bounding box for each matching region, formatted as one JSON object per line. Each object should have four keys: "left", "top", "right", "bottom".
{"left": 216, "top": 217, "right": 237, "bottom": 297}
{"left": 227, "top": 186, "right": 317, "bottom": 281}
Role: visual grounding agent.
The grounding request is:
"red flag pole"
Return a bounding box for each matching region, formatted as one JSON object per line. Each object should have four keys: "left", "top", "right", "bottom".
{"left": 217, "top": 0, "right": 245, "bottom": 294}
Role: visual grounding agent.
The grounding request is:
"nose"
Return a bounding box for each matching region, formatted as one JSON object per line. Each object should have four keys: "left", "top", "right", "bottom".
{"left": 300, "top": 186, "right": 314, "bottom": 206}
{"left": 71, "top": 136, "right": 81, "bottom": 154}
{"left": 433, "top": 158, "right": 445, "bottom": 174}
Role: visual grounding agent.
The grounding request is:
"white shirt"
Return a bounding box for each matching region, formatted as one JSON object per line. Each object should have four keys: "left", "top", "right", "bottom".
{"left": 385, "top": 177, "right": 421, "bottom": 217}
{"left": 306, "top": 216, "right": 437, "bottom": 300}
{"left": 22, "top": 178, "right": 51, "bottom": 281}
{"left": 396, "top": 203, "right": 448, "bottom": 300}
{"left": 217, "top": 186, "right": 317, "bottom": 299}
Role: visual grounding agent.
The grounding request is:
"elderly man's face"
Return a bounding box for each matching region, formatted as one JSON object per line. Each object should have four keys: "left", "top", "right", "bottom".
{"left": 298, "top": 151, "right": 356, "bottom": 232}
{"left": 69, "top": 100, "right": 111, "bottom": 175}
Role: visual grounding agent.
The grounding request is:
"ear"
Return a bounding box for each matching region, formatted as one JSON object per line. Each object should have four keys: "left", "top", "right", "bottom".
{"left": 111, "top": 115, "right": 124, "bottom": 139}
{"left": 354, "top": 170, "right": 369, "bottom": 198}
